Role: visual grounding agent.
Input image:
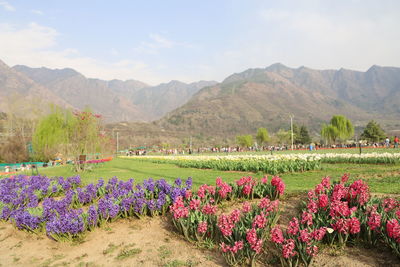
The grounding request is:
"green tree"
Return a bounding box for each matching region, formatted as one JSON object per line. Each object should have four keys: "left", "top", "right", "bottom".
{"left": 276, "top": 129, "right": 291, "bottom": 144}
{"left": 236, "top": 135, "right": 253, "bottom": 148}
{"left": 256, "top": 127, "right": 270, "bottom": 146}
{"left": 292, "top": 124, "right": 301, "bottom": 144}
{"left": 330, "top": 115, "right": 354, "bottom": 141}
{"left": 321, "top": 115, "right": 354, "bottom": 143}
{"left": 32, "top": 106, "right": 72, "bottom": 161}
{"left": 33, "top": 106, "right": 109, "bottom": 171}
{"left": 321, "top": 124, "right": 339, "bottom": 144}
{"left": 361, "top": 120, "right": 386, "bottom": 142}
{"left": 299, "top": 125, "right": 311, "bottom": 144}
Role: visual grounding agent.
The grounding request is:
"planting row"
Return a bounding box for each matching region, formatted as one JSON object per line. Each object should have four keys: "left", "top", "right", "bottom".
{"left": 271, "top": 174, "right": 400, "bottom": 266}
{"left": 1, "top": 173, "right": 399, "bottom": 266}
{"left": 0, "top": 174, "right": 283, "bottom": 244}
{"left": 123, "top": 154, "right": 321, "bottom": 174}
{"left": 319, "top": 152, "right": 400, "bottom": 164}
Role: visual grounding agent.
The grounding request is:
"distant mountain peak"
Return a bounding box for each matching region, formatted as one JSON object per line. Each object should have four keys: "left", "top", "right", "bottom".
{"left": 265, "top": 62, "right": 290, "bottom": 71}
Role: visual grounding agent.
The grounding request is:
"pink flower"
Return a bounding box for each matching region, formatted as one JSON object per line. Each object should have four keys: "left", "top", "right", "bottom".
{"left": 311, "top": 227, "right": 327, "bottom": 241}
{"left": 189, "top": 199, "right": 200, "bottom": 210}
{"left": 287, "top": 217, "right": 299, "bottom": 235}
{"left": 331, "top": 184, "right": 348, "bottom": 202}
{"left": 341, "top": 173, "right": 349, "bottom": 183}
{"left": 220, "top": 242, "right": 229, "bottom": 253}
{"left": 301, "top": 211, "right": 313, "bottom": 226}
{"left": 299, "top": 229, "right": 312, "bottom": 243}
{"left": 367, "top": 212, "right": 381, "bottom": 231}
{"left": 197, "top": 221, "right": 208, "bottom": 234}
{"left": 307, "top": 200, "right": 318, "bottom": 213}
{"left": 282, "top": 239, "right": 297, "bottom": 259}
{"left": 197, "top": 184, "right": 216, "bottom": 199}
{"left": 314, "top": 184, "right": 324, "bottom": 195}
{"left": 218, "top": 215, "right": 235, "bottom": 237}
{"left": 216, "top": 177, "right": 233, "bottom": 199}
{"left": 271, "top": 226, "right": 284, "bottom": 244}
{"left": 242, "top": 202, "right": 252, "bottom": 213}
{"left": 348, "top": 217, "right": 360, "bottom": 234}
{"left": 306, "top": 245, "right": 318, "bottom": 257}
{"left": 321, "top": 176, "right": 330, "bottom": 188}
{"left": 243, "top": 184, "right": 252, "bottom": 195}
{"left": 185, "top": 190, "right": 192, "bottom": 199}
{"left": 231, "top": 241, "right": 244, "bottom": 253}
{"left": 170, "top": 196, "right": 189, "bottom": 219}
{"left": 258, "top": 197, "right": 271, "bottom": 209}
{"left": 349, "top": 180, "right": 370, "bottom": 205}
{"left": 396, "top": 209, "right": 400, "bottom": 219}
{"left": 246, "top": 228, "right": 263, "bottom": 253}
{"left": 202, "top": 204, "right": 217, "bottom": 215}
{"left": 383, "top": 198, "right": 399, "bottom": 212}
{"left": 307, "top": 190, "right": 316, "bottom": 200}
{"left": 229, "top": 209, "right": 241, "bottom": 223}
{"left": 236, "top": 176, "right": 253, "bottom": 186}
{"left": 387, "top": 219, "right": 400, "bottom": 242}
{"left": 332, "top": 218, "right": 349, "bottom": 234}
{"left": 261, "top": 175, "right": 268, "bottom": 184}
{"left": 252, "top": 212, "right": 267, "bottom": 229}
{"left": 329, "top": 201, "right": 356, "bottom": 218}
{"left": 219, "top": 241, "right": 244, "bottom": 254}
{"left": 318, "top": 194, "right": 329, "bottom": 208}
{"left": 271, "top": 176, "right": 285, "bottom": 195}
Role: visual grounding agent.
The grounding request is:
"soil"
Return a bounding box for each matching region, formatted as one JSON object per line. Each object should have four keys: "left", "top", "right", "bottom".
{"left": 0, "top": 217, "right": 225, "bottom": 267}
{"left": 0, "top": 196, "right": 399, "bottom": 267}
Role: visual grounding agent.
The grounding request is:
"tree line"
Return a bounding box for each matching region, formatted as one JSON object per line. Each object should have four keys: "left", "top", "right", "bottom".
{"left": 235, "top": 115, "right": 388, "bottom": 148}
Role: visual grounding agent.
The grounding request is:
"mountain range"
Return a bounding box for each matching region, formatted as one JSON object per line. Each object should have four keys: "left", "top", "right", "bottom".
{"left": 157, "top": 63, "right": 400, "bottom": 136}
{"left": 1, "top": 59, "right": 400, "bottom": 143}
{"left": 0, "top": 59, "right": 217, "bottom": 122}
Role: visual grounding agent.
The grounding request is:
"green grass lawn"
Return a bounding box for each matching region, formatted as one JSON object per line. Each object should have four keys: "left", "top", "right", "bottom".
{"left": 12, "top": 157, "right": 399, "bottom": 195}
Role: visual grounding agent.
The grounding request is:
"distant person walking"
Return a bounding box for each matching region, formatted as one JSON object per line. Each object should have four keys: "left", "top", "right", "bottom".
{"left": 385, "top": 137, "right": 390, "bottom": 148}
{"left": 394, "top": 136, "right": 399, "bottom": 148}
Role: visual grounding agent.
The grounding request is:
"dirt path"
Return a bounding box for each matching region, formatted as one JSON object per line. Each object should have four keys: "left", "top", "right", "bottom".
{"left": 0, "top": 217, "right": 225, "bottom": 267}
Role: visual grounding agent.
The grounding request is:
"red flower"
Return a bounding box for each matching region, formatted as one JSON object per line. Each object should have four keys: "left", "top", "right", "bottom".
{"left": 318, "top": 194, "right": 328, "bottom": 208}
{"left": 287, "top": 217, "right": 299, "bottom": 235}
{"left": 282, "top": 239, "right": 297, "bottom": 259}
{"left": 197, "top": 221, "right": 208, "bottom": 234}
{"left": 348, "top": 217, "right": 360, "bottom": 234}
{"left": 271, "top": 226, "right": 284, "bottom": 244}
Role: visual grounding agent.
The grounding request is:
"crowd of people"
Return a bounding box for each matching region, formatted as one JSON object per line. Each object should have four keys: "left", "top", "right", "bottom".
{"left": 123, "top": 136, "right": 400, "bottom": 156}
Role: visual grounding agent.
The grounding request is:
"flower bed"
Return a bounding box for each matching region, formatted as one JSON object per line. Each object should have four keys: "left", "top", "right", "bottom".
{"left": 0, "top": 175, "right": 190, "bottom": 241}
{"left": 169, "top": 175, "right": 284, "bottom": 266}
{"left": 1, "top": 173, "right": 399, "bottom": 266}
{"left": 319, "top": 152, "right": 400, "bottom": 164}
{"left": 123, "top": 155, "right": 321, "bottom": 174}
{"left": 272, "top": 174, "right": 400, "bottom": 266}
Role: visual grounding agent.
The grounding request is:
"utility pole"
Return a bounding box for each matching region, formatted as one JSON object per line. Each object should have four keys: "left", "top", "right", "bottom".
{"left": 290, "top": 115, "right": 294, "bottom": 151}
{"left": 189, "top": 136, "right": 192, "bottom": 154}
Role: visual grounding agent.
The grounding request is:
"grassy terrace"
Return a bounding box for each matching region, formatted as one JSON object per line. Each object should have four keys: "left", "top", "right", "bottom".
{"left": 10, "top": 156, "right": 400, "bottom": 195}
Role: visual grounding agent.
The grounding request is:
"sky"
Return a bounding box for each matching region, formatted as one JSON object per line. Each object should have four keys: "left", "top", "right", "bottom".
{"left": 0, "top": 0, "right": 399, "bottom": 85}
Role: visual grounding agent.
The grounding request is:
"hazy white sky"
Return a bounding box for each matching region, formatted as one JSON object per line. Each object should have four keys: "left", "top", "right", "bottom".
{"left": 0, "top": 0, "right": 399, "bottom": 84}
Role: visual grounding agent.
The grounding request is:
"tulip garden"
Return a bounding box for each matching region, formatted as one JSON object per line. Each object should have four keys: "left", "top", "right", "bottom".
{"left": 123, "top": 152, "right": 400, "bottom": 173}
{"left": 0, "top": 170, "right": 399, "bottom": 266}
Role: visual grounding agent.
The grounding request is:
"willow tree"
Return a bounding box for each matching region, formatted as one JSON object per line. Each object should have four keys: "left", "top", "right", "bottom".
{"left": 32, "top": 106, "right": 72, "bottom": 161}
{"left": 321, "top": 115, "right": 354, "bottom": 144}
{"left": 256, "top": 127, "right": 270, "bottom": 146}
{"left": 33, "top": 106, "right": 109, "bottom": 171}
{"left": 321, "top": 124, "right": 339, "bottom": 144}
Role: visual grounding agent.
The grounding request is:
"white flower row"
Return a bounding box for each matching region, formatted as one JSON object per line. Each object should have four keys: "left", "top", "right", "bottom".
{"left": 123, "top": 152, "right": 400, "bottom": 162}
